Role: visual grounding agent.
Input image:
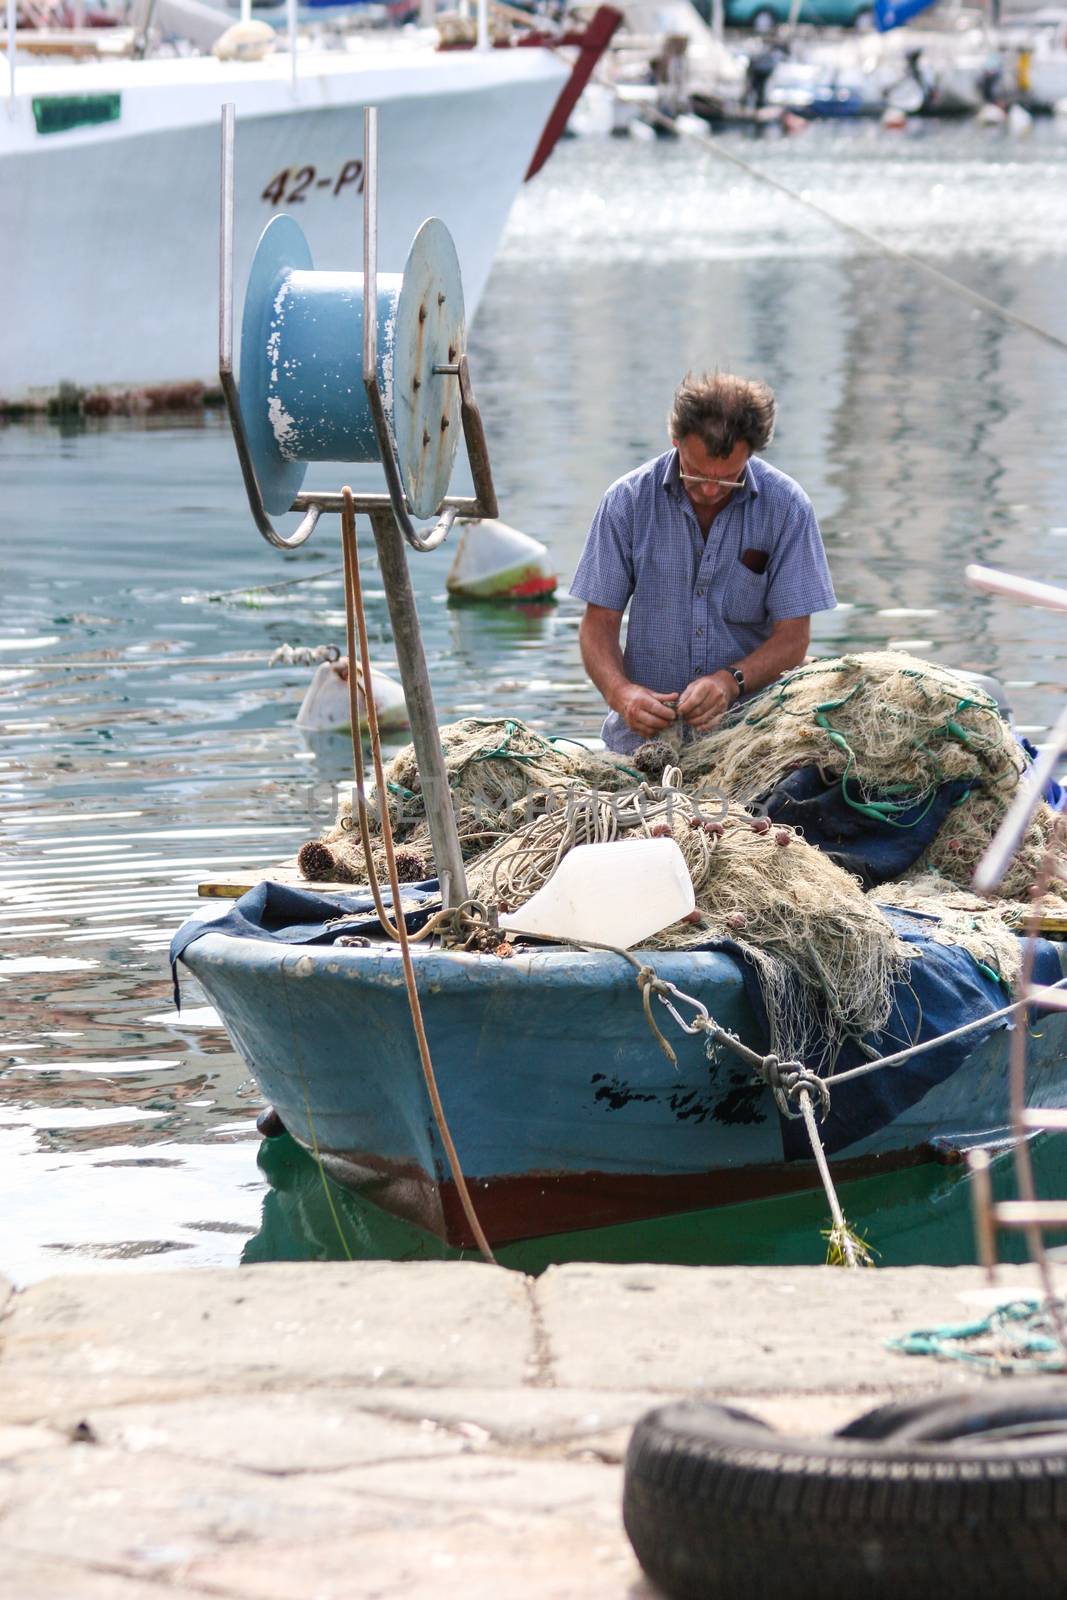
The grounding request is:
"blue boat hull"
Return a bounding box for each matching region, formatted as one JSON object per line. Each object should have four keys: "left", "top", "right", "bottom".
{"left": 181, "top": 930, "right": 1067, "bottom": 1246}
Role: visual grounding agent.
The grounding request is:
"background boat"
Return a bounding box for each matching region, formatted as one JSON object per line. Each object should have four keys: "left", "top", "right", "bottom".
{"left": 0, "top": 33, "right": 569, "bottom": 406}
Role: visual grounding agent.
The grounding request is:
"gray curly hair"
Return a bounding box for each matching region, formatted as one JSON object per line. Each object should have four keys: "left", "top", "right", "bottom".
{"left": 669, "top": 373, "right": 777, "bottom": 457}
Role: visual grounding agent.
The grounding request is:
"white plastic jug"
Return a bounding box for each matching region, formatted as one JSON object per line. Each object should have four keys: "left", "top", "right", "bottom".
{"left": 498, "top": 838, "right": 695, "bottom": 949}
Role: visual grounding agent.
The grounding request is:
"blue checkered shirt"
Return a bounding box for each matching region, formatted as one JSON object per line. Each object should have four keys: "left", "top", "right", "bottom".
{"left": 570, "top": 449, "right": 836, "bottom": 754}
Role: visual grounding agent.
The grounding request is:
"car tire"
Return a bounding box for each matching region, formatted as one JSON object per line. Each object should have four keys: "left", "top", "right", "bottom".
{"left": 623, "top": 1392, "right": 1067, "bottom": 1600}
{"left": 837, "top": 1381, "right": 1067, "bottom": 1445}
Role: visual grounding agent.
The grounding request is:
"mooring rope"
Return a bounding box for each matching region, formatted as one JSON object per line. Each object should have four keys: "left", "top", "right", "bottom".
{"left": 340, "top": 487, "right": 496, "bottom": 1266}
{"left": 193, "top": 565, "right": 344, "bottom": 603}
{"left": 888, "top": 1298, "right": 1067, "bottom": 1372}
{"left": 629, "top": 957, "right": 1067, "bottom": 1268}
{"left": 641, "top": 104, "right": 1067, "bottom": 358}
{"left": 630, "top": 961, "right": 872, "bottom": 1266}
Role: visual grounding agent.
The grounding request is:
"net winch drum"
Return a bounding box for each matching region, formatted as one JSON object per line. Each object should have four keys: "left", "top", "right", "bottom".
{"left": 238, "top": 212, "right": 465, "bottom": 518}
{"left": 220, "top": 101, "right": 496, "bottom": 908}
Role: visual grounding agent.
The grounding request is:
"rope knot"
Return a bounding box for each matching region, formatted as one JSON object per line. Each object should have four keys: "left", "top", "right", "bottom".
{"left": 636, "top": 964, "right": 667, "bottom": 1000}
{"left": 762, "top": 1056, "right": 831, "bottom": 1122}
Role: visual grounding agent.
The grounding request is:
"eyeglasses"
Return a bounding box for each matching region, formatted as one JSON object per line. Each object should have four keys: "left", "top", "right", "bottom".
{"left": 678, "top": 471, "right": 747, "bottom": 491}
{"left": 676, "top": 454, "right": 749, "bottom": 492}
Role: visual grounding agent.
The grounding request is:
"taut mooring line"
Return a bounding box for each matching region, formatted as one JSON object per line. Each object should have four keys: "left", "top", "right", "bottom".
{"left": 643, "top": 104, "right": 1067, "bottom": 357}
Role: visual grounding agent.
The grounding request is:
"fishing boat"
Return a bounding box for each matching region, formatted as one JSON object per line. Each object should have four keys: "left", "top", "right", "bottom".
{"left": 0, "top": 7, "right": 617, "bottom": 408}
{"left": 170, "top": 101, "right": 1067, "bottom": 1258}
{"left": 174, "top": 890, "right": 1067, "bottom": 1246}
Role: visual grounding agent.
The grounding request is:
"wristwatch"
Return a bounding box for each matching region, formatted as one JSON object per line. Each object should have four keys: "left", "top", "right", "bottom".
{"left": 728, "top": 666, "right": 746, "bottom": 698}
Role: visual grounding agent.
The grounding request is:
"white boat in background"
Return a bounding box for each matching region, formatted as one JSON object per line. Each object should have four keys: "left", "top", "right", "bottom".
{"left": 765, "top": 14, "right": 994, "bottom": 116}
{"left": 0, "top": 30, "right": 569, "bottom": 407}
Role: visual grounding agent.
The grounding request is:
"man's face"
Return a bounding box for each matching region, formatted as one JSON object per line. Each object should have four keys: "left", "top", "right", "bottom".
{"left": 674, "top": 435, "right": 751, "bottom": 517}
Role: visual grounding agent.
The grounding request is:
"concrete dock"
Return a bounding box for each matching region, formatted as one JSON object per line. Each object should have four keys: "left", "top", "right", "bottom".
{"left": 1, "top": 1260, "right": 1058, "bottom": 1598}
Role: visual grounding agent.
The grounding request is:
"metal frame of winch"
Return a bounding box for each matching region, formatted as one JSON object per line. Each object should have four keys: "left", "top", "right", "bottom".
{"left": 218, "top": 102, "right": 492, "bottom": 911}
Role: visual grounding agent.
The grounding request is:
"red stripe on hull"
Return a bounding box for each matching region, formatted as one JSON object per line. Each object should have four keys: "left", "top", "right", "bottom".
{"left": 311, "top": 1143, "right": 948, "bottom": 1248}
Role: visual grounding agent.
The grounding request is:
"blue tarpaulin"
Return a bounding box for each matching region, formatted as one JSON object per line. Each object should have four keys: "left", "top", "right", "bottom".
{"left": 773, "top": 907, "right": 1064, "bottom": 1157}
{"left": 760, "top": 766, "right": 973, "bottom": 888}
{"left": 760, "top": 737, "right": 1065, "bottom": 888}
{"left": 169, "top": 879, "right": 440, "bottom": 1007}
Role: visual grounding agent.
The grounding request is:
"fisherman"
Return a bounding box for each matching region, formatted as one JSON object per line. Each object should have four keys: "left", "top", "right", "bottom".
{"left": 571, "top": 372, "right": 836, "bottom": 755}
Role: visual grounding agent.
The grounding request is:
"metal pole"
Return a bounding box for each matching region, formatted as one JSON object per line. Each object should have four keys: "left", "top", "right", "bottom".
{"left": 240, "top": 0, "right": 251, "bottom": 21}
{"left": 7, "top": 0, "right": 16, "bottom": 106}
{"left": 475, "top": 0, "right": 489, "bottom": 51}
{"left": 362, "top": 106, "right": 377, "bottom": 385}
{"left": 287, "top": 0, "right": 297, "bottom": 88}
{"left": 368, "top": 509, "right": 468, "bottom": 909}
{"left": 360, "top": 105, "right": 468, "bottom": 909}
{"left": 220, "top": 103, "right": 235, "bottom": 380}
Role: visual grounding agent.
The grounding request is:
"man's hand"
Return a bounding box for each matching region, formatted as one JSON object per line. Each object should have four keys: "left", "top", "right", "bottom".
{"left": 612, "top": 683, "right": 679, "bottom": 739}
{"left": 677, "top": 671, "right": 736, "bottom": 733}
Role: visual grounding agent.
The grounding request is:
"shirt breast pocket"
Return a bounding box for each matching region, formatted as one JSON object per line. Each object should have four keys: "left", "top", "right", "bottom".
{"left": 723, "top": 562, "right": 769, "bottom": 626}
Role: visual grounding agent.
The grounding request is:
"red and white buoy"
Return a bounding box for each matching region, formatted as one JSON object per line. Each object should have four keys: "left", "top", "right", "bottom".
{"left": 445, "top": 519, "right": 557, "bottom": 601}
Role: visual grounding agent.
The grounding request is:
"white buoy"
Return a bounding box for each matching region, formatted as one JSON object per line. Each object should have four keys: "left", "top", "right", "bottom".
{"left": 445, "top": 519, "right": 557, "bottom": 601}
{"left": 975, "top": 102, "right": 1007, "bottom": 125}
{"left": 296, "top": 660, "right": 408, "bottom": 735}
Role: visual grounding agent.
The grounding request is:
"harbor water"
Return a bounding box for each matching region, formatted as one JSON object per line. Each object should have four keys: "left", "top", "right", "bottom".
{"left": 3, "top": 121, "right": 1066, "bottom": 1282}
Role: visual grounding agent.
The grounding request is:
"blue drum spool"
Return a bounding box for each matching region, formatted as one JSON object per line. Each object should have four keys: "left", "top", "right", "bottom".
{"left": 239, "top": 213, "right": 465, "bottom": 518}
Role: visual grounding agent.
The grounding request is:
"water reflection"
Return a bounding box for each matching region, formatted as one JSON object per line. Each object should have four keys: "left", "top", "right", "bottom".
{"left": 245, "top": 1132, "right": 1067, "bottom": 1274}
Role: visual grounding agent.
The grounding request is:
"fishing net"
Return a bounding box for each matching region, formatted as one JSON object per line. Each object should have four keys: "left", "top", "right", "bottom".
{"left": 465, "top": 782, "right": 911, "bottom": 1070}
{"left": 675, "top": 649, "right": 1067, "bottom": 904}
{"left": 294, "top": 660, "right": 1061, "bottom": 1059}
{"left": 873, "top": 872, "right": 1027, "bottom": 992}
{"left": 680, "top": 649, "right": 1024, "bottom": 808}
{"left": 915, "top": 792, "right": 1064, "bottom": 900}
{"left": 297, "top": 718, "right": 635, "bottom": 884}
